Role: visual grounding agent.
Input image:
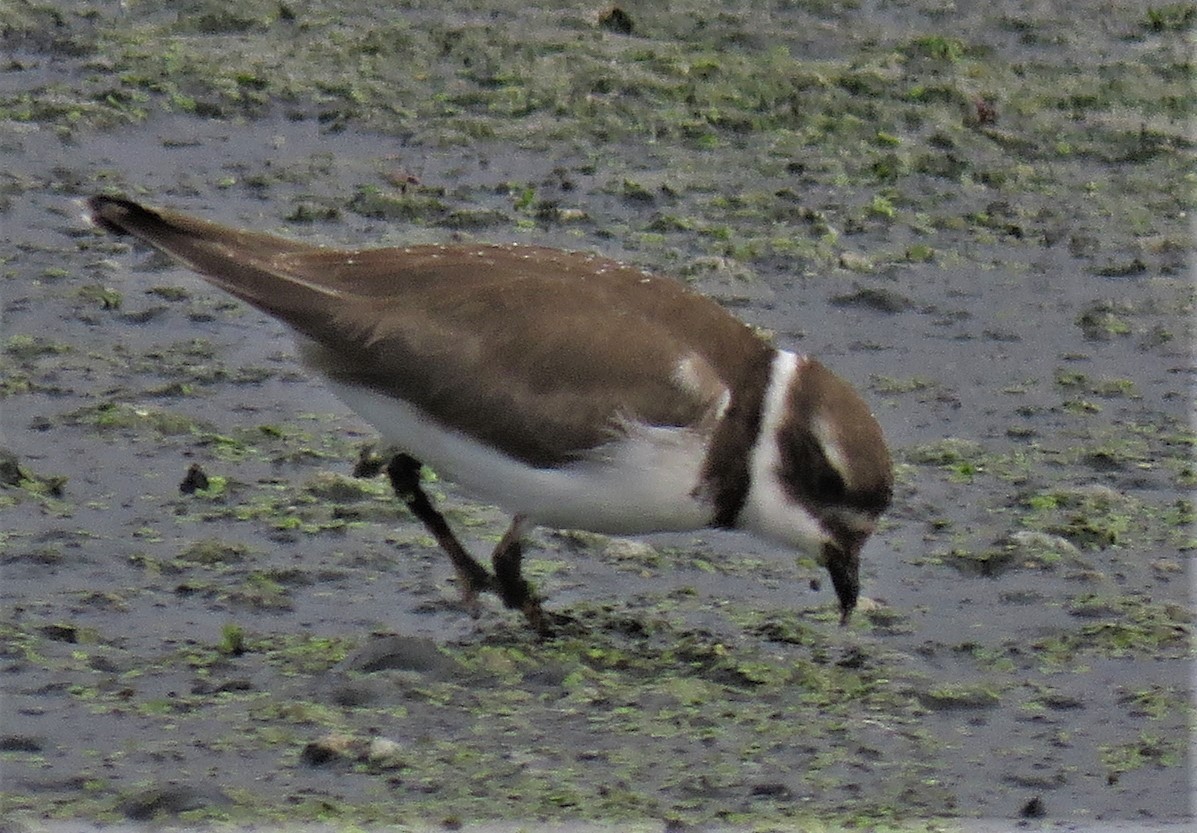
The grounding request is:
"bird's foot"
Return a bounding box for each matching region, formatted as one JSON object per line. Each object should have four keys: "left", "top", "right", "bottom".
{"left": 519, "top": 597, "right": 553, "bottom": 639}
{"left": 455, "top": 568, "right": 495, "bottom": 619}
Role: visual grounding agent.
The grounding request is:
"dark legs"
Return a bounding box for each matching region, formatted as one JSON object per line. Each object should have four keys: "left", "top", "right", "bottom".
{"left": 490, "top": 516, "right": 548, "bottom": 636}
{"left": 384, "top": 453, "right": 492, "bottom": 614}
{"left": 379, "top": 453, "right": 548, "bottom": 635}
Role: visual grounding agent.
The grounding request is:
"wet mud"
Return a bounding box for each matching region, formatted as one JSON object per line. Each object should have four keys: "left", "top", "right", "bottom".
{"left": 1, "top": 1, "right": 1192, "bottom": 829}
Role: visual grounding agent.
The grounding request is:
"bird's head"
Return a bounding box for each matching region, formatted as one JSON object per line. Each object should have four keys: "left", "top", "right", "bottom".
{"left": 740, "top": 353, "right": 893, "bottom": 623}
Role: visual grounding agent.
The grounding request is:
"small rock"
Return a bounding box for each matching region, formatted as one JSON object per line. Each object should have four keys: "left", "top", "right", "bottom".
{"left": 191, "top": 678, "right": 253, "bottom": 695}
{"left": 603, "top": 539, "right": 657, "bottom": 562}
{"left": 830, "top": 286, "right": 915, "bottom": 313}
{"left": 39, "top": 623, "right": 78, "bottom": 643}
{"left": 118, "top": 785, "right": 232, "bottom": 820}
{"left": 366, "top": 737, "right": 404, "bottom": 767}
{"left": 0, "top": 735, "right": 43, "bottom": 752}
{"left": 750, "top": 782, "right": 793, "bottom": 800}
{"left": 301, "top": 732, "right": 357, "bottom": 766}
{"left": 1020, "top": 795, "right": 1047, "bottom": 819}
{"left": 838, "top": 251, "right": 874, "bottom": 272}
{"left": 598, "top": 6, "right": 634, "bottom": 35}
{"left": 301, "top": 732, "right": 404, "bottom": 769}
{"left": 0, "top": 448, "right": 23, "bottom": 487}
{"left": 179, "top": 462, "right": 209, "bottom": 494}
{"left": 335, "top": 634, "right": 462, "bottom": 677}
{"left": 1007, "top": 530, "right": 1080, "bottom": 558}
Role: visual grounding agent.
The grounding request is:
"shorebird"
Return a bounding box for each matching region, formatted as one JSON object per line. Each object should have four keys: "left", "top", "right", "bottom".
{"left": 86, "top": 195, "right": 892, "bottom": 635}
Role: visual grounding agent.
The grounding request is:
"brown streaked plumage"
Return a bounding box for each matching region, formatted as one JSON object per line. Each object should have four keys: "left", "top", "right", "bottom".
{"left": 85, "top": 194, "right": 893, "bottom": 634}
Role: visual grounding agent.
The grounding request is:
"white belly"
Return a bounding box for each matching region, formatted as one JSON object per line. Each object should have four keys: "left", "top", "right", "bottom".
{"left": 324, "top": 380, "right": 715, "bottom": 534}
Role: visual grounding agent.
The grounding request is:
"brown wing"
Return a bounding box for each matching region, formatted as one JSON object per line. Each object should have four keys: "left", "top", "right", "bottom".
{"left": 288, "top": 245, "right": 766, "bottom": 466}
{"left": 88, "top": 197, "right": 770, "bottom": 466}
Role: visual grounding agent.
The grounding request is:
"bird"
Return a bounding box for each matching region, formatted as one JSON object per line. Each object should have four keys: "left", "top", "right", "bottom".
{"left": 85, "top": 194, "right": 893, "bottom": 635}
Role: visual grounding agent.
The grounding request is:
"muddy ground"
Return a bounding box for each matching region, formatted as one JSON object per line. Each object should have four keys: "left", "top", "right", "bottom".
{"left": 0, "top": 1, "right": 1193, "bottom": 830}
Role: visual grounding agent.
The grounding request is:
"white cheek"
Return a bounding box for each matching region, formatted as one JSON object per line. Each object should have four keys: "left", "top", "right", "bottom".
{"left": 738, "top": 350, "right": 828, "bottom": 556}
{"left": 740, "top": 474, "right": 827, "bottom": 559}
{"left": 814, "top": 414, "right": 848, "bottom": 480}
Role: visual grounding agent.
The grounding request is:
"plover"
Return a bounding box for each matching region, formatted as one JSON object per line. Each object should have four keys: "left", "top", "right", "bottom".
{"left": 86, "top": 195, "right": 892, "bottom": 634}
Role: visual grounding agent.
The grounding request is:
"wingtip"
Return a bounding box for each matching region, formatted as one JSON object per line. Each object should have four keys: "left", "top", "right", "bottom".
{"left": 78, "top": 195, "right": 103, "bottom": 230}
{"left": 82, "top": 194, "right": 134, "bottom": 235}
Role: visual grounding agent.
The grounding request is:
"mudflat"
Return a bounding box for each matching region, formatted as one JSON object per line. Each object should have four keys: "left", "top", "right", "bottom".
{"left": 1, "top": 1, "right": 1192, "bottom": 829}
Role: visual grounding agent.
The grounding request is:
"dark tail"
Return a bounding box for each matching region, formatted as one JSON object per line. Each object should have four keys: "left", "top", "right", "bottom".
{"left": 84, "top": 195, "right": 345, "bottom": 336}
{"left": 85, "top": 195, "right": 322, "bottom": 263}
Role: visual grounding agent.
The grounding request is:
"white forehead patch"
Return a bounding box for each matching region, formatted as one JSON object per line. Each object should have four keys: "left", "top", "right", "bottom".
{"left": 813, "top": 414, "right": 849, "bottom": 483}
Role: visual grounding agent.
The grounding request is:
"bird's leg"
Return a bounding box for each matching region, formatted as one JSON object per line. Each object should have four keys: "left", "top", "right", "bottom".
{"left": 491, "top": 515, "right": 550, "bottom": 636}
{"left": 384, "top": 453, "right": 493, "bottom": 614}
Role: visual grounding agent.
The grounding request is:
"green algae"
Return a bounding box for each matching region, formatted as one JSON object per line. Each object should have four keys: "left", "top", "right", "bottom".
{"left": 62, "top": 400, "right": 211, "bottom": 436}
{"left": 1, "top": 0, "right": 1192, "bottom": 827}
